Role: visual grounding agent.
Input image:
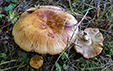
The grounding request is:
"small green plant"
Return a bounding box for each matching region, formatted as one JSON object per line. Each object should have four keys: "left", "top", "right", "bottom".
{"left": 19, "top": 52, "right": 34, "bottom": 71}
{"left": 8, "top": 10, "right": 18, "bottom": 25}
{"left": 2, "top": 3, "right": 16, "bottom": 12}
{"left": 61, "top": 52, "right": 68, "bottom": 70}
{"left": 55, "top": 52, "right": 69, "bottom": 71}
{"left": 0, "top": 53, "right": 7, "bottom": 65}
{"left": 0, "top": 53, "right": 7, "bottom": 68}
{"left": 34, "top": 5, "right": 38, "bottom": 8}
{"left": 63, "top": 64, "right": 68, "bottom": 70}
{"left": 61, "top": 52, "right": 68, "bottom": 60}
{"left": 55, "top": 62, "right": 62, "bottom": 71}
{"left": 0, "top": 14, "right": 2, "bottom": 18}
{"left": 55, "top": 62, "right": 68, "bottom": 71}
{"left": 0, "top": 53, "right": 7, "bottom": 63}
{"left": 19, "top": 52, "right": 29, "bottom": 63}
{"left": 0, "top": 53, "right": 6, "bottom": 58}
{"left": 1, "top": 1, "right": 18, "bottom": 26}
{"left": 27, "top": 64, "right": 34, "bottom": 71}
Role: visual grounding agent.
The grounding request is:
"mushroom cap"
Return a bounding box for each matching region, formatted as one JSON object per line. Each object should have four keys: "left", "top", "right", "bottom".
{"left": 74, "top": 28, "right": 104, "bottom": 59}
{"left": 12, "top": 6, "right": 78, "bottom": 55}
{"left": 30, "top": 55, "right": 43, "bottom": 69}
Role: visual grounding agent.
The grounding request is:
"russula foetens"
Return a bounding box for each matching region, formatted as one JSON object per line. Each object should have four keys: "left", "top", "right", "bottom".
{"left": 74, "top": 28, "right": 104, "bottom": 59}
{"left": 12, "top": 5, "right": 78, "bottom": 55}
{"left": 30, "top": 55, "right": 43, "bottom": 69}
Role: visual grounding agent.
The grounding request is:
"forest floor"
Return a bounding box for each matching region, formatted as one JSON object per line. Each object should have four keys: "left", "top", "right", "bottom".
{"left": 0, "top": 0, "right": 113, "bottom": 71}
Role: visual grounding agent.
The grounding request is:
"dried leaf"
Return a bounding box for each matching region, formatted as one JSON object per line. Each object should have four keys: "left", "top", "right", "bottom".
{"left": 97, "top": 4, "right": 100, "bottom": 18}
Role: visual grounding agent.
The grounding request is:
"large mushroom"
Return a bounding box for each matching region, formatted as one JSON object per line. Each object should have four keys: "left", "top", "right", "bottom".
{"left": 12, "top": 5, "right": 78, "bottom": 55}
{"left": 12, "top": 5, "right": 78, "bottom": 68}
{"left": 74, "top": 28, "right": 104, "bottom": 59}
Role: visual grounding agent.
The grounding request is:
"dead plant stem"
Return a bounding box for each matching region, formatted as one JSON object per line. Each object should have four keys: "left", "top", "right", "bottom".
{"left": 0, "top": 59, "right": 17, "bottom": 65}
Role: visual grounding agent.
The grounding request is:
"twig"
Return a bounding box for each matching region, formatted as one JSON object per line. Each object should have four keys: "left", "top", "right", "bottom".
{"left": 0, "top": 23, "right": 12, "bottom": 30}
{"left": 16, "top": 62, "right": 24, "bottom": 71}
{"left": 0, "top": 64, "right": 26, "bottom": 71}
{"left": 83, "top": 3, "right": 96, "bottom": 9}
{"left": 76, "top": 9, "right": 90, "bottom": 26}
{"left": 0, "top": 59, "right": 17, "bottom": 65}
{"left": 58, "top": 17, "right": 69, "bottom": 42}
{"left": 73, "top": 11, "right": 91, "bottom": 19}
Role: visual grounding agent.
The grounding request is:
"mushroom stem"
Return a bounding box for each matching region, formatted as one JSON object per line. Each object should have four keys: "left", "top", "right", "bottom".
{"left": 79, "top": 31, "right": 92, "bottom": 46}
{"left": 79, "top": 31, "right": 89, "bottom": 41}
{"left": 81, "top": 32, "right": 89, "bottom": 41}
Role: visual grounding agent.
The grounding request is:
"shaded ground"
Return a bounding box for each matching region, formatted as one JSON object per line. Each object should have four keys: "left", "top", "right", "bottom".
{"left": 0, "top": 0, "right": 113, "bottom": 71}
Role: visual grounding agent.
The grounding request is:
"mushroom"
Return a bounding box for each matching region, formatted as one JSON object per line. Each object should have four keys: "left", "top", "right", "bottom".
{"left": 30, "top": 55, "right": 43, "bottom": 69}
{"left": 74, "top": 28, "right": 104, "bottom": 59}
{"left": 12, "top": 5, "right": 78, "bottom": 55}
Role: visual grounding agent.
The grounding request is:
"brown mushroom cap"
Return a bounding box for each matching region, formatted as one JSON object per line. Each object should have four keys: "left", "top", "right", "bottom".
{"left": 30, "top": 55, "right": 43, "bottom": 69}
{"left": 74, "top": 28, "right": 104, "bottom": 59}
{"left": 12, "top": 6, "right": 78, "bottom": 55}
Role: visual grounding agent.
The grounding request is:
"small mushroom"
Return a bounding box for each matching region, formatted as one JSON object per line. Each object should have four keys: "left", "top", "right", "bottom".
{"left": 74, "top": 28, "right": 104, "bottom": 59}
{"left": 12, "top": 5, "right": 78, "bottom": 55}
{"left": 30, "top": 55, "right": 43, "bottom": 69}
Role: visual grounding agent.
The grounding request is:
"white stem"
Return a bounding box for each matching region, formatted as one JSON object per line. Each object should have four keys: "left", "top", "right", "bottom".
{"left": 86, "top": 39, "right": 92, "bottom": 46}
{"left": 83, "top": 34, "right": 89, "bottom": 41}
{"left": 79, "top": 31, "right": 92, "bottom": 46}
